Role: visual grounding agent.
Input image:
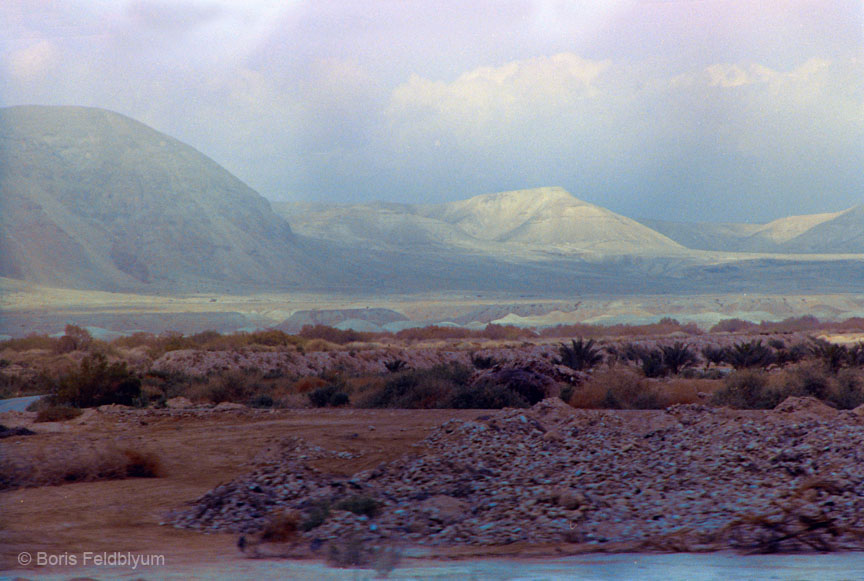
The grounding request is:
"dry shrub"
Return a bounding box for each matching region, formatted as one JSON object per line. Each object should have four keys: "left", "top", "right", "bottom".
{"left": 190, "top": 371, "right": 262, "bottom": 404}
{"left": 257, "top": 509, "right": 299, "bottom": 543}
{"left": 0, "top": 443, "right": 162, "bottom": 489}
{"left": 302, "top": 338, "right": 340, "bottom": 352}
{"left": 655, "top": 378, "right": 722, "bottom": 407}
{"left": 293, "top": 376, "right": 328, "bottom": 393}
{"left": 569, "top": 369, "right": 661, "bottom": 409}
{"left": 35, "top": 404, "right": 83, "bottom": 422}
{"left": 298, "top": 325, "right": 372, "bottom": 345}
{"left": 567, "top": 382, "right": 608, "bottom": 409}
{"left": 542, "top": 317, "right": 700, "bottom": 340}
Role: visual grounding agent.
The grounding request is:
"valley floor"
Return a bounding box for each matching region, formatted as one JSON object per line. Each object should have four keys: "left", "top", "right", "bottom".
{"left": 3, "top": 400, "right": 864, "bottom": 578}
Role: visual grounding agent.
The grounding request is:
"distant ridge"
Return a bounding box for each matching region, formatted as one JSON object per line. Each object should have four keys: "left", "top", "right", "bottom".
{"left": 277, "top": 187, "right": 685, "bottom": 257}
{"left": 642, "top": 206, "right": 864, "bottom": 254}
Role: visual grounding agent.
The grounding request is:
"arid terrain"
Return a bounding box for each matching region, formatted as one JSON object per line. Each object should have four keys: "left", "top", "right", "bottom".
{"left": 3, "top": 318, "right": 864, "bottom": 577}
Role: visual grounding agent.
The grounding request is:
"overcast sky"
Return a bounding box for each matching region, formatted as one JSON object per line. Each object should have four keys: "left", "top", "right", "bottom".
{"left": 2, "top": 1, "right": 862, "bottom": 222}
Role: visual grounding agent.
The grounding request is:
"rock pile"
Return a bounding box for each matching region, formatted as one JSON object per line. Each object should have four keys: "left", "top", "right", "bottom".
{"left": 170, "top": 397, "right": 864, "bottom": 553}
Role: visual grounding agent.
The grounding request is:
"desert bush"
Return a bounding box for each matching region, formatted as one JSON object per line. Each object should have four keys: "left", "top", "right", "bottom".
{"left": 540, "top": 318, "right": 700, "bottom": 339}
{"left": 256, "top": 510, "right": 299, "bottom": 543}
{"left": 0, "top": 333, "right": 60, "bottom": 352}
{"left": 809, "top": 338, "right": 849, "bottom": 373}
{"left": 197, "top": 371, "right": 259, "bottom": 404}
{"left": 774, "top": 342, "right": 809, "bottom": 367}
{"left": 300, "top": 501, "right": 332, "bottom": 531}
{"left": 0, "top": 444, "right": 162, "bottom": 489}
{"left": 447, "top": 382, "right": 532, "bottom": 409}
{"left": 308, "top": 384, "right": 350, "bottom": 407}
{"left": 849, "top": 343, "right": 864, "bottom": 367}
{"left": 639, "top": 349, "right": 667, "bottom": 378}
{"left": 656, "top": 378, "right": 722, "bottom": 407}
{"left": 787, "top": 364, "right": 832, "bottom": 400}
{"left": 54, "top": 324, "right": 93, "bottom": 354}
{"left": 362, "top": 363, "right": 471, "bottom": 409}
{"left": 335, "top": 495, "right": 381, "bottom": 518}
{"left": 659, "top": 342, "right": 699, "bottom": 375}
{"left": 471, "top": 368, "right": 551, "bottom": 406}
{"left": 249, "top": 394, "right": 275, "bottom": 408}
{"left": 570, "top": 369, "right": 661, "bottom": 409}
{"left": 481, "top": 324, "right": 536, "bottom": 340}
{"left": 710, "top": 318, "right": 758, "bottom": 333}
{"left": 700, "top": 345, "right": 728, "bottom": 368}
{"left": 726, "top": 340, "right": 776, "bottom": 369}
{"left": 395, "top": 325, "right": 474, "bottom": 341}
{"left": 712, "top": 370, "right": 780, "bottom": 409}
{"left": 54, "top": 353, "right": 141, "bottom": 407}
{"left": 470, "top": 352, "right": 498, "bottom": 369}
{"left": 35, "top": 404, "right": 83, "bottom": 422}
{"left": 557, "top": 338, "right": 603, "bottom": 371}
{"left": 567, "top": 381, "right": 608, "bottom": 409}
{"left": 827, "top": 369, "right": 864, "bottom": 410}
{"left": 299, "top": 325, "right": 367, "bottom": 345}
{"left": 384, "top": 359, "right": 408, "bottom": 373}
{"left": 292, "top": 376, "right": 328, "bottom": 393}
{"left": 619, "top": 342, "right": 650, "bottom": 364}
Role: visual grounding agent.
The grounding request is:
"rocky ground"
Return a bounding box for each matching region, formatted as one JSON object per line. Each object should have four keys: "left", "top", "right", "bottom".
{"left": 170, "top": 396, "right": 864, "bottom": 557}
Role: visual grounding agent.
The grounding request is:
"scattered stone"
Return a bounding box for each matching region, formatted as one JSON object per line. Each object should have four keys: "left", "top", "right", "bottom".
{"left": 170, "top": 398, "right": 864, "bottom": 553}
{"left": 166, "top": 396, "right": 194, "bottom": 409}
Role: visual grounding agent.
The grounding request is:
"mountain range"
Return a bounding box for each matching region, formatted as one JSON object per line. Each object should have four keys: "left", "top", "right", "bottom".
{"left": 1, "top": 105, "right": 862, "bottom": 297}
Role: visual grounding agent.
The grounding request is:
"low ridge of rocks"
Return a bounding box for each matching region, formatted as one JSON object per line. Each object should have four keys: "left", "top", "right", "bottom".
{"left": 170, "top": 397, "right": 864, "bottom": 553}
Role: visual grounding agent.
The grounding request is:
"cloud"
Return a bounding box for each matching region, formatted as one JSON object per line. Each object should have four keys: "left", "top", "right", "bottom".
{"left": 376, "top": 52, "right": 863, "bottom": 217}
{"left": 6, "top": 39, "right": 58, "bottom": 78}
{"left": 125, "top": 0, "right": 223, "bottom": 31}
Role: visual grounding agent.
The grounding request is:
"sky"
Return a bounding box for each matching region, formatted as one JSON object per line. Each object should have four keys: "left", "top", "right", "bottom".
{"left": 1, "top": 0, "right": 862, "bottom": 223}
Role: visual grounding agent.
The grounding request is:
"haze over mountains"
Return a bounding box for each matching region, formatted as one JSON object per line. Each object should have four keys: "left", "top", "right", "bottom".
{"left": 644, "top": 206, "right": 864, "bottom": 255}
{"left": 1, "top": 105, "right": 862, "bottom": 298}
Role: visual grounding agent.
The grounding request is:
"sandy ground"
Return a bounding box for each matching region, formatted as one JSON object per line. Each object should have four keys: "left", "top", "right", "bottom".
{"left": 0, "top": 408, "right": 482, "bottom": 574}
{"left": 5, "top": 407, "right": 864, "bottom": 580}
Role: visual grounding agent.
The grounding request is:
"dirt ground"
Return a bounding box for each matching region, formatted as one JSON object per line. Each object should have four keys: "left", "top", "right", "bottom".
{"left": 0, "top": 407, "right": 485, "bottom": 573}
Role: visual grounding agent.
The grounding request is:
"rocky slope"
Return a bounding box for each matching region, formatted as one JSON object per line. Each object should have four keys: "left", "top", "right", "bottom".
{"left": 171, "top": 397, "right": 864, "bottom": 554}
{"left": 0, "top": 106, "right": 313, "bottom": 292}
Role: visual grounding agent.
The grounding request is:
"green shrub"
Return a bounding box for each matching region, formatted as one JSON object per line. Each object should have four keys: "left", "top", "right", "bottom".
{"left": 660, "top": 342, "right": 698, "bottom": 375}
{"left": 335, "top": 495, "right": 381, "bottom": 518}
{"left": 788, "top": 365, "right": 832, "bottom": 400}
{"left": 55, "top": 353, "right": 141, "bottom": 408}
{"left": 362, "top": 363, "right": 471, "bottom": 409}
{"left": 300, "top": 501, "right": 331, "bottom": 531}
{"left": 470, "top": 368, "right": 549, "bottom": 406}
{"left": 447, "top": 382, "right": 530, "bottom": 409}
{"left": 470, "top": 353, "right": 498, "bottom": 369}
{"left": 827, "top": 370, "right": 864, "bottom": 409}
{"left": 384, "top": 359, "right": 408, "bottom": 373}
{"left": 557, "top": 338, "right": 603, "bottom": 371}
{"left": 701, "top": 345, "right": 728, "bottom": 368}
{"left": 249, "top": 394, "right": 274, "bottom": 408}
{"left": 726, "top": 340, "right": 776, "bottom": 369}
{"left": 809, "top": 338, "right": 849, "bottom": 373}
{"left": 640, "top": 350, "right": 667, "bottom": 378}
{"left": 308, "top": 384, "right": 350, "bottom": 407}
